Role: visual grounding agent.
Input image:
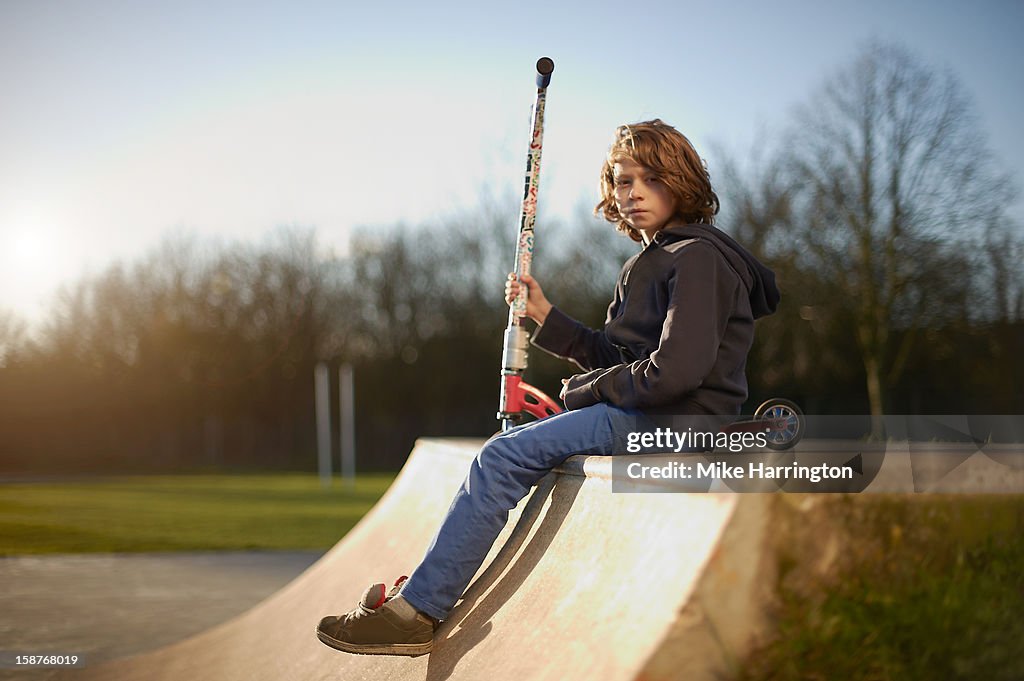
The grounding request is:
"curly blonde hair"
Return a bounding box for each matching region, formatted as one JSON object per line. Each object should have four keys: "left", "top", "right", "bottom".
{"left": 595, "top": 119, "right": 719, "bottom": 242}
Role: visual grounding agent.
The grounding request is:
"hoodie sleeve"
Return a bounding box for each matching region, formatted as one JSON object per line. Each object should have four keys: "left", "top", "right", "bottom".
{"left": 560, "top": 242, "right": 740, "bottom": 411}
{"left": 530, "top": 305, "right": 624, "bottom": 372}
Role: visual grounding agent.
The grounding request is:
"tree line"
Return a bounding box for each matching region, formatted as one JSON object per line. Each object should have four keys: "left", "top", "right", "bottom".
{"left": 1, "top": 41, "right": 1020, "bottom": 473}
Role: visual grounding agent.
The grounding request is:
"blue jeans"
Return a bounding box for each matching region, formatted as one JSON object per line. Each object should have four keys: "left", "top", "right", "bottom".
{"left": 399, "top": 402, "right": 652, "bottom": 621}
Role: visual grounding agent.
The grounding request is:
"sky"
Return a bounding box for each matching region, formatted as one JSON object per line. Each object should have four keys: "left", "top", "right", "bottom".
{"left": 1, "top": 0, "right": 1022, "bottom": 327}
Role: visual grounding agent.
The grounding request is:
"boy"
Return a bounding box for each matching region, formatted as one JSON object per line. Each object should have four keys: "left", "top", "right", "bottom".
{"left": 316, "top": 119, "right": 779, "bottom": 656}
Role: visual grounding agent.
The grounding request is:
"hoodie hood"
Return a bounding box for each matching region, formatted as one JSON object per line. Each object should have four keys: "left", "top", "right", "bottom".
{"left": 657, "top": 224, "right": 780, "bottom": 319}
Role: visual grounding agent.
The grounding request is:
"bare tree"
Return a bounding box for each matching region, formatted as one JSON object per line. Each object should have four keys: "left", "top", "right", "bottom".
{"left": 781, "top": 41, "right": 1018, "bottom": 426}
{"left": 0, "top": 309, "right": 27, "bottom": 368}
{"left": 982, "top": 216, "right": 1024, "bottom": 323}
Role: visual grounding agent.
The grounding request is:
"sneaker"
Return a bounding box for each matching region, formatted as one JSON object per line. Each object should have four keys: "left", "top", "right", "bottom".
{"left": 316, "top": 577, "right": 434, "bottom": 656}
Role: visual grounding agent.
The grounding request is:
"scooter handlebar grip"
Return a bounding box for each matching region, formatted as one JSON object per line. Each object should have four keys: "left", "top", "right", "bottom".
{"left": 535, "top": 57, "right": 554, "bottom": 88}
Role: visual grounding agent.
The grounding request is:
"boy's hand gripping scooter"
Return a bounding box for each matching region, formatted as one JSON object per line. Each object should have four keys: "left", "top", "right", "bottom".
{"left": 498, "top": 57, "right": 564, "bottom": 431}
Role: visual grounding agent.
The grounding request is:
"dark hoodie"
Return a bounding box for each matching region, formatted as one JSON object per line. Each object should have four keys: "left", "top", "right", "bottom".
{"left": 531, "top": 224, "right": 779, "bottom": 416}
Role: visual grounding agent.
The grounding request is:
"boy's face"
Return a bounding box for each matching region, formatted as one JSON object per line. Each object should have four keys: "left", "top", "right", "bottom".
{"left": 612, "top": 158, "right": 678, "bottom": 240}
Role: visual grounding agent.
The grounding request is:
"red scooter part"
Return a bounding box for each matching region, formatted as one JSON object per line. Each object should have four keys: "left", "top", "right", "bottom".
{"left": 499, "top": 373, "right": 563, "bottom": 426}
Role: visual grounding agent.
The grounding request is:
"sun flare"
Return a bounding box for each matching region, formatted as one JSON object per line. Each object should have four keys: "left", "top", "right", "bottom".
{"left": 1, "top": 221, "right": 69, "bottom": 322}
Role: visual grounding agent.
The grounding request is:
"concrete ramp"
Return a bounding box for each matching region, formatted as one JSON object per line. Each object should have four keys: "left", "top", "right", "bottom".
{"left": 64, "top": 438, "right": 777, "bottom": 681}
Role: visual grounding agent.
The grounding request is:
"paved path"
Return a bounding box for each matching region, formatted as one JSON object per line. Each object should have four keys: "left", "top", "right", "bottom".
{"left": 0, "top": 551, "right": 321, "bottom": 681}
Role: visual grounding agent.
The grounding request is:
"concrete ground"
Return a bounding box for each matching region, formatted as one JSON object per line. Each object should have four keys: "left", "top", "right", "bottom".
{"left": 0, "top": 551, "right": 322, "bottom": 681}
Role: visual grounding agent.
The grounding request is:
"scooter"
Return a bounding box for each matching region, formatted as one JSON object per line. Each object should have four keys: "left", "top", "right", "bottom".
{"left": 497, "top": 57, "right": 560, "bottom": 432}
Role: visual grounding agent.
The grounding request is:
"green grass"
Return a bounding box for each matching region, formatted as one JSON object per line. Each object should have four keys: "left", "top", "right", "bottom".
{"left": 739, "top": 496, "right": 1024, "bottom": 681}
{"left": 0, "top": 474, "right": 395, "bottom": 554}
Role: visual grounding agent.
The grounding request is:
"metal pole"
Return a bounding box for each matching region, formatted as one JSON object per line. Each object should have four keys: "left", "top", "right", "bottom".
{"left": 314, "top": 362, "right": 332, "bottom": 488}
{"left": 339, "top": 363, "right": 356, "bottom": 489}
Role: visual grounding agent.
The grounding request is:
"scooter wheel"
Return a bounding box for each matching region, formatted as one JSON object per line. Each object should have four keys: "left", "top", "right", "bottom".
{"left": 753, "top": 398, "right": 805, "bottom": 451}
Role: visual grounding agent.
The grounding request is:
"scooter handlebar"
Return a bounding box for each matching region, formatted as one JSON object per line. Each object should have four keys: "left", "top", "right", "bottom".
{"left": 535, "top": 57, "right": 554, "bottom": 88}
